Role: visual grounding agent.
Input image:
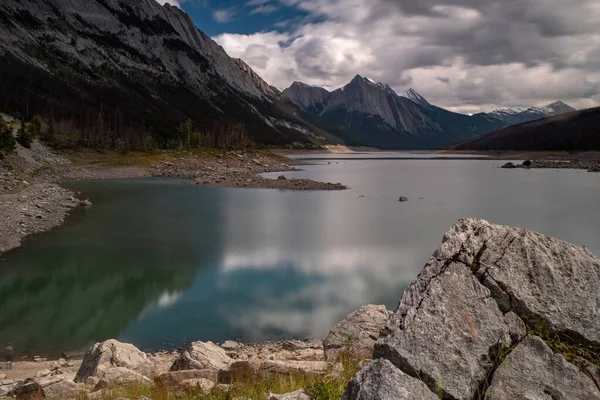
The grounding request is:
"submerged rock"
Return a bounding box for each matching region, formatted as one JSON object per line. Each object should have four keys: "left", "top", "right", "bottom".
{"left": 345, "top": 218, "right": 600, "bottom": 399}
{"left": 398, "top": 197, "right": 408, "bottom": 202}
{"left": 323, "top": 305, "right": 389, "bottom": 361}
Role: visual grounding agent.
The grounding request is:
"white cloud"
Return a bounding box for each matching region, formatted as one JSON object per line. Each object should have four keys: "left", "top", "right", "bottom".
{"left": 250, "top": 5, "right": 279, "bottom": 14}
{"left": 212, "top": 8, "right": 237, "bottom": 23}
{"left": 213, "top": 0, "right": 600, "bottom": 113}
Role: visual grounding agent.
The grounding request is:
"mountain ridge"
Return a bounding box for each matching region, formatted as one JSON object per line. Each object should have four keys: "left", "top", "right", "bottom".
{"left": 0, "top": 0, "right": 329, "bottom": 148}
{"left": 453, "top": 107, "right": 600, "bottom": 151}
{"left": 282, "top": 76, "right": 577, "bottom": 149}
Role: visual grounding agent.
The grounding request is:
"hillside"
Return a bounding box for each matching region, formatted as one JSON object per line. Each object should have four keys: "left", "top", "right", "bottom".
{"left": 453, "top": 107, "right": 600, "bottom": 151}
{"left": 0, "top": 0, "right": 331, "bottom": 149}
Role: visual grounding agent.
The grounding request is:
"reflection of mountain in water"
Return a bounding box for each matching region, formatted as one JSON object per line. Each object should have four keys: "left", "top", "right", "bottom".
{"left": 0, "top": 179, "right": 225, "bottom": 355}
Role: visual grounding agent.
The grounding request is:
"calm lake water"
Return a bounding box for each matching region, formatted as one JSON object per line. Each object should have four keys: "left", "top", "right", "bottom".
{"left": 1, "top": 153, "right": 600, "bottom": 356}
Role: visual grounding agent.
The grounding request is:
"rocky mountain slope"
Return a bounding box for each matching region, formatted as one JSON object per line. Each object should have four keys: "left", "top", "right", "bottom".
{"left": 282, "top": 77, "right": 577, "bottom": 149}
{"left": 454, "top": 106, "right": 600, "bottom": 151}
{"left": 344, "top": 218, "right": 600, "bottom": 399}
{"left": 0, "top": 0, "right": 330, "bottom": 148}
{"left": 283, "top": 77, "right": 504, "bottom": 149}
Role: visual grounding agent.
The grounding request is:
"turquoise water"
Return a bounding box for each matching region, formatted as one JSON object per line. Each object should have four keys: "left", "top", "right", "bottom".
{"left": 1, "top": 154, "right": 599, "bottom": 356}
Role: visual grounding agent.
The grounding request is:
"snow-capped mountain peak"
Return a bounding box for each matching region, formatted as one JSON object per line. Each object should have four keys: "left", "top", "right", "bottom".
{"left": 487, "top": 101, "right": 575, "bottom": 125}
{"left": 399, "top": 88, "right": 431, "bottom": 107}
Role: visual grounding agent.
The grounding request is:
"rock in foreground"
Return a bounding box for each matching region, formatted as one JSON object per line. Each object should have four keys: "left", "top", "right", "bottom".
{"left": 170, "top": 341, "right": 232, "bottom": 371}
{"left": 344, "top": 218, "right": 600, "bottom": 400}
{"left": 323, "top": 305, "right": 389, "bottom": 361}
{"left": 75, "top": 339, "right": 154, "bottom": 384}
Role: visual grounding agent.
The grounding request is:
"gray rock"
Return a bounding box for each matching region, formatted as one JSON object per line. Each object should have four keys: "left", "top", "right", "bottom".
{"left": 156, "top": 369, "right": 219, "bottom": 385}
{"left": 375, "top": 260, "right": 515, "bottom": 399}
{"left": 35, "top": 369, "right": 51, "bottom": 378}
{"left": 10, "top": 377, "right": 78, "bottom": 400}
{"left": 277, "top": 175, "right": 287, "bottom": 180}
{"left": 268, "top": 389, "right": 310, "bottom": 400}
{"left": 0, "top": 380, "right": 20, "bottom": 397}
{"left": 170, "top": 341, "right": 232, "bottom": 371}
{"left": 219, "top": 360, "right": 263, "bottom": 382}
{"left": 471, "top": 219, "right": 600, "bottom": 347}
{"left": 323, "top": 305, "right": 389, "bottom": 361}
{"left": 348, "top": 218, "right": 600, "bottom": 399}
{"left": 94, "top": 367, "right": 153, "bottom": 390}
{"left": 501, "top": 162, "right": 517, "bottom": 168}
{"left": 179, "top": 377, "right": 215, "bottom": 393}
{"left": 485, "top": 336, "right": 600, "bottom": 399}
{"left": 398, "top": 197, "right": 408, "bottom": 202}
{"left": 221, "top": 340, "right": 240, "bottom": 350}
{"left": 80, "top": 199, "right": 92, "bottom": 207}
{"left": 75, "top": 339, "right": 155, "bottom": 383}
{"left": 262, "top": 360, "right": 330, "bottom": 376}
{"left": 342, "top": 359, "right": 438, "bottom": 400}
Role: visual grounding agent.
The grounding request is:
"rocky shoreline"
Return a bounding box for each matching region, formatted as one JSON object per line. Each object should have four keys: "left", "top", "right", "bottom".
{"left": 502, "top": 158, "right": 600, "bottom": 172}
{"left": 1, "top": 305, "right": 388, "bottom": 400}
{"left": 0, "top": 142, "right": 346, "bottom": 255}
{"left": 148, "top": 151, "right": 346, "bottom": 190}
{"left": 2, "top": 219, "right": 599, "bottom": 399}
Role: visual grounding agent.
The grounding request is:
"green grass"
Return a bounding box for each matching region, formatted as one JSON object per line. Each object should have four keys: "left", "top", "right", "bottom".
{"left": 526, "top": 318, "right": 600, "bottom": 377}
{"left": 79, "top": 351, "right": 363, "bottom": 400}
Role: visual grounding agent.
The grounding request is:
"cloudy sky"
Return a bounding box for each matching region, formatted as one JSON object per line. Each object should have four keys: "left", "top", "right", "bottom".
{"left": 161, "top": 0, "right": 600, "bottom": 113}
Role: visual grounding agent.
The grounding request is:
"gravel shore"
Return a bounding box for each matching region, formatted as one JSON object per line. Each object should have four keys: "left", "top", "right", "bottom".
{"left": 149, "top": 151, "right": 346, "bottom": 190}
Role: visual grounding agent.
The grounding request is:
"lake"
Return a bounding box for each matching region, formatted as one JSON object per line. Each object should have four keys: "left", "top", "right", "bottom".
{"left": 1, "top": 153, "right": 600, "bottom": 356}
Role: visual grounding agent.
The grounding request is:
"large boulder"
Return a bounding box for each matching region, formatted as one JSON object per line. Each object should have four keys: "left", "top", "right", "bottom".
{"left": 75, "top": 339, "right": 154, "bottom": 383}
{"left": 341, "top": 359, "right": 438, "bottom": 400}
{"left": 485, "top": 336, "right": 600, "bottom": 399}
{"left": 323, "top": 305, "right": 389, "bottom": 361}
{"left": 170, "top": 341, "right": 232, "bottom": 371}
{"left": 344, "top": 219, "right": 600, "bottom": 399}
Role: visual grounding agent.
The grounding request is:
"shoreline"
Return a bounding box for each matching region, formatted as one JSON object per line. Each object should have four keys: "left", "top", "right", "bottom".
{"left": 0, "top": 147, "right": 347, "bottom": 256}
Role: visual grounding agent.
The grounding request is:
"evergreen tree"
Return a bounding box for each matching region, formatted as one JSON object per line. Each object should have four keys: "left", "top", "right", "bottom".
{"left": 16, "top": 120, "right": 34, "bottom": 148}
{"left": 0, "top": 118, "right": 16, "bottom": 157}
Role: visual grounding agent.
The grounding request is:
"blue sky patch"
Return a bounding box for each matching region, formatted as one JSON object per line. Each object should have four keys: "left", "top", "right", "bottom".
{"left": 180, "top": 0, "right": 307, "bottom": 37}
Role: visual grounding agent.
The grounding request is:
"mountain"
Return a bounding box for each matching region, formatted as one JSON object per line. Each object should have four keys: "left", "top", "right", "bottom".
{"left": 281, "top": 82, "right": 330, "bottom": 114}
{"left": 282, "top": 76, "right": 507, "bottom": 149}
{"left": 0, "top": 0, "right": 328, "bottom": 148}
{"left": 454, "top": 107, "right": 600, "bottom": 151}
{"left": 399, "top": 88, "right": 431, "bottom": 108}
{"left": 484, "top": 101, "right": 576, "bottom": 126}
